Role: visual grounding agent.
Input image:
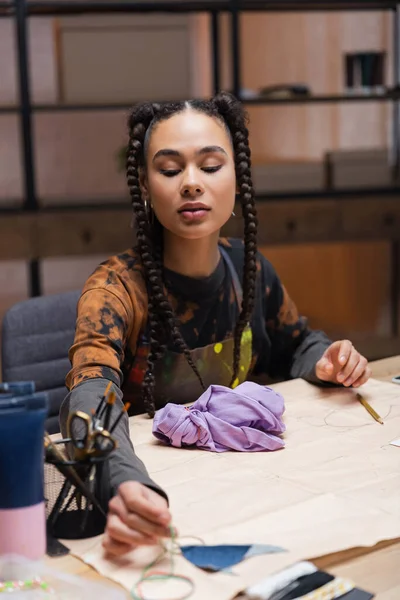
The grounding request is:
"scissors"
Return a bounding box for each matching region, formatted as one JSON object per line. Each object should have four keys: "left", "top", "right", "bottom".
{"left": 66, "top": 410, "right": 117, "bottom": 462}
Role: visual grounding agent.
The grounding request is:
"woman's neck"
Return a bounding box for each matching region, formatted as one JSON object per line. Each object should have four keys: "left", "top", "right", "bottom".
{"left": 163, "top": 232, "right": 221, "bottom": 278}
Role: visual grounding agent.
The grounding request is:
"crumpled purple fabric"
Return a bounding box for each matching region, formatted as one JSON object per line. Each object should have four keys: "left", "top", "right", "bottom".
{"left": 152, "top": 381, "right": 286, "bottom": 452}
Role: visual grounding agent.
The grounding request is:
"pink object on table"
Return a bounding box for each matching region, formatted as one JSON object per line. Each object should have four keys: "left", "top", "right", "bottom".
{"left": 0, "top": 503, "right": 46, "bottom": 560}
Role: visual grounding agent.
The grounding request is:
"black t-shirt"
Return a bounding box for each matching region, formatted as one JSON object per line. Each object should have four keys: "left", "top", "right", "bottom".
{"left": 163, "top": 238, "right": 330, "bottom": 382}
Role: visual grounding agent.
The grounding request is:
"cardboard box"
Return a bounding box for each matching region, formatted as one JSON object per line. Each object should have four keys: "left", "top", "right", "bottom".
{"left": 252, "top": 162, "right": 325, "bottom": 194}
{"left": 326, "top": 148, "right": 393, "bottom": 189}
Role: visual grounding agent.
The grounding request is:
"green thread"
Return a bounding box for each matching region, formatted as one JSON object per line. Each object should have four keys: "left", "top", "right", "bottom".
{"left": 130, "top": 525, "right": 195, "bottom": 600}
{"left": 0, "top": 577, "right": 53, "bottom": 594}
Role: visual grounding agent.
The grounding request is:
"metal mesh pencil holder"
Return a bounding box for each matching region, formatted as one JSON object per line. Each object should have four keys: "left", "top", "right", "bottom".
{"left": 44, "top": 438, "right": 109, "bottom": 540}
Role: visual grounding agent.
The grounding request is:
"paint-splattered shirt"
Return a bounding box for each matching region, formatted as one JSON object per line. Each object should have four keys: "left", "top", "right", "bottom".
{"left": 67, "top": 238, "right": 330, "bottom": 394}
{"left": 62, "top": 238, "right": 331, "bottom": 504}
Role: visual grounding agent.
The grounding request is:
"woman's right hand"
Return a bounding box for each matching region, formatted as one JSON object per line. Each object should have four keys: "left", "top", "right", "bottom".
{"left": 103, "top": 481, "right": 173, "bottom": 556}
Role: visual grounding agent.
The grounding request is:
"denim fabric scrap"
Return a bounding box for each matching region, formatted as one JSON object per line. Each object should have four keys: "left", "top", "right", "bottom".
{"left": 180, "top": 543, "right": 286, "bottom": 572}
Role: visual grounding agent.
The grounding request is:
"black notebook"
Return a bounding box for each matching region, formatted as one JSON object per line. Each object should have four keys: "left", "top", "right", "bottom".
{"left": 336, "top": 589, "right": 374, "bottom": 600}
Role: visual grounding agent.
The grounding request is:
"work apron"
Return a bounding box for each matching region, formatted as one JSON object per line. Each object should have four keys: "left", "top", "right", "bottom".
{"left": 123, "top": 247, "right": 252, "bottom": 414}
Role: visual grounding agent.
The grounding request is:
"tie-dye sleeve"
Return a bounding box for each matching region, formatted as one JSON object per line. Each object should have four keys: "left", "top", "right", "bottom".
{"left": 263, "top": 258, "right": 332, "bottom": 382}
{"left": 66, "top": 284, "right": 133, "bottom": 390}
{"left": 62, "top": 273, "right": 167, "bottom": 504}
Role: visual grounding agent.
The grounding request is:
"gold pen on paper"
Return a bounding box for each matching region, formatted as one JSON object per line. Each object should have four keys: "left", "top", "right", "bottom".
{"left": 356, "top": 393, "right": 384, "bottom": 425}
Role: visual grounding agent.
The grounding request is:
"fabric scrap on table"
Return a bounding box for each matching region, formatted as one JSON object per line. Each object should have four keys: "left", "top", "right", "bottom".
{"left": 180, "top": 543, "right": 285, "bottom": 572}
{"left": 153, "top": 381, "right": 286, "bottom": 452}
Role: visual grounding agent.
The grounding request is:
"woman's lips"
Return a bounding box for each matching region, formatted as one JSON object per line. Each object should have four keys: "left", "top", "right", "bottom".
{"left": 178, "top": 208, "right": 210, "bottom": 222}
{"left": 178, "top": 203, "right": 211, "bottom": 223}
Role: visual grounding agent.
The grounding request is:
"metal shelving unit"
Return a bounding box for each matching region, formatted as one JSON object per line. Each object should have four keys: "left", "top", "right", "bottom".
{"left": 2, "top": 92, "right": 400, "bottom": 116}
{"left": 1, "top": 0, "right": 400, "bottom": 16}
{"left": 1, "top": 0, "right": 400, "bottom": 305}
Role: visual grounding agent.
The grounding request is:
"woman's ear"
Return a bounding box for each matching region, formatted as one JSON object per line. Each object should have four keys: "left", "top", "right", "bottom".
{"left": 139, "top": 167, "right": 149, "bottom": 200}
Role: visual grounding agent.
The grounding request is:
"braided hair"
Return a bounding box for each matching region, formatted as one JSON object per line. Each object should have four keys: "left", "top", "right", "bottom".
{"left": 126, "top": 92, "right": 258, "bottom": 417}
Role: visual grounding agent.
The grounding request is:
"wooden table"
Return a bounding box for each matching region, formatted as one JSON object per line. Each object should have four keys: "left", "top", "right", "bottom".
{"left": 47, "top": 356, "right": 400, "bottom": 599}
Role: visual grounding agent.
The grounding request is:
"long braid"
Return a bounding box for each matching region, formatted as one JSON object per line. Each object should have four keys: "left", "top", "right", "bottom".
{"left": 127, "top": 104, "right": 204, "bottom": 417}
{"left": 212, "top": 93, "right": 258, "bottom": 386}
{"left": 153, "top": 241, "right": 205, "bottom": 392}
{"left": 126, "top": 106, "right": 166, "bottom": 416}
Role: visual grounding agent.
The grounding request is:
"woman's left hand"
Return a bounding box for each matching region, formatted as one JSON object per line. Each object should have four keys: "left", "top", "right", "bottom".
{"left": 315, "top": 340, "right": 371, "bottom": 388}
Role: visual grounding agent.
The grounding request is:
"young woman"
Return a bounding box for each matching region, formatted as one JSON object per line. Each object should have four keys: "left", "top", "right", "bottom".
{"left": 60, "top": 92, "right": 371, "bottom": 556}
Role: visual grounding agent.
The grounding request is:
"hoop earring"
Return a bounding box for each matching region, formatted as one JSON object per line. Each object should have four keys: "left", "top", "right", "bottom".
{"left": 232, "top": 211, "right": 236, "bottom": 217}
{"left": 144, "top": 199, "right": 155, "bottom": 225}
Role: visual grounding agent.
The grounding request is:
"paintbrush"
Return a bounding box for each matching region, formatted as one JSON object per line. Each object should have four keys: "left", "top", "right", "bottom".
{"left": 109, "top": 402, "right": 131, "bottom": 434}
{"left": 103, "top": 391, "right": 117, "bottom": 432}
{"left": 93, "top": 380, "right": 113, "bottom": 424}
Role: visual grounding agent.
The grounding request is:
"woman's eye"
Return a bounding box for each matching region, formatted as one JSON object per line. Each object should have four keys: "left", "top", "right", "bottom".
{"left": 160, "top": 165, "right": 222, "bottom": 176}
{"left": 202, "top": 165, "right": 222, "bottom": 173}
{"left": 160, "top": 169, "right": 180, "bottom": 177}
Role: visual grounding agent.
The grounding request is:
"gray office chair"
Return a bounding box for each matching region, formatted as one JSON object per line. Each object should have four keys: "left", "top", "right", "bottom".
{"left": 1, "top": 290, "right": 81, "bottom": 433}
